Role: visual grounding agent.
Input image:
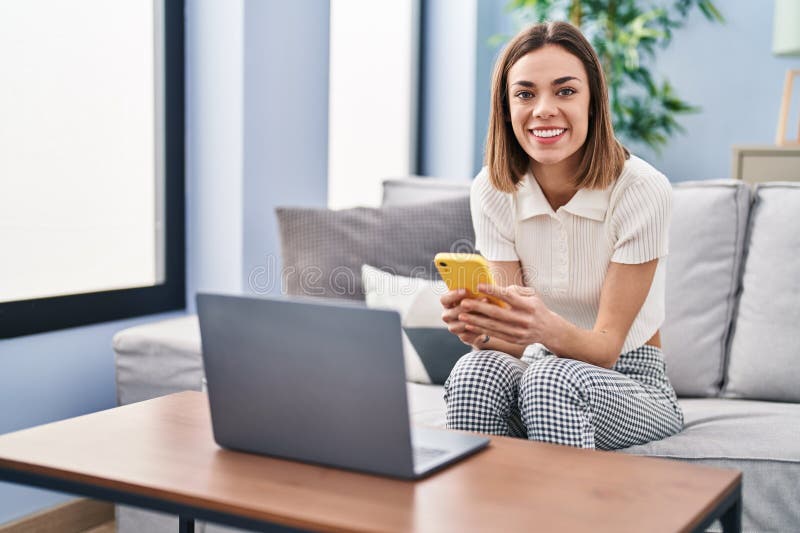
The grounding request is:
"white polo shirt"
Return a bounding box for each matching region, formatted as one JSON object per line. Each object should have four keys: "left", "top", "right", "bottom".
{"left": 471, "top": 155, "right": 672, "bottom": 354}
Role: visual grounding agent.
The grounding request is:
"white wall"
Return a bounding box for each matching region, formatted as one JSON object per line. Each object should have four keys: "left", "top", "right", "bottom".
{"left": 185, "top": 0, "right": 244, "bottom": 312}
{"left": 186, "top": 0, "right": 331, "bottom": 304}
{"left": 241, "top": 0, "right": 330, "bottom": 295}
{"left": 419, "top": 0, "right": 477, "bottom": 180}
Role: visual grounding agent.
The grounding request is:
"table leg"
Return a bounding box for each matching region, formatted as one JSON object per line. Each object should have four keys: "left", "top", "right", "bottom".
{"left": 719, "top": 492, "right": 742, "bottom": 533}
{"left": 179, "top": 516, "right": 195, "bottom": 533}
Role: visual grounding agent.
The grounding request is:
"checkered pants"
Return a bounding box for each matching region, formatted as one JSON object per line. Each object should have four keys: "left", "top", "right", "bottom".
{"left": 443, "top": 345, "right": 683, "bottom": 450}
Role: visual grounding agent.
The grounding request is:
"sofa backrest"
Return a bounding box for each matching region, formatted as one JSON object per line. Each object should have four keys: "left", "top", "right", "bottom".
{"left": 381, "top": 177, "right": 753, "bottom": 398}
{"left": 277, "top": 176, "right": 800, "bottom": 401}
{"left": 662, "top": 181, "right": 751, "bottom": 397}
{"left": 382, "top": 177, "right": 472, "bottom": 206}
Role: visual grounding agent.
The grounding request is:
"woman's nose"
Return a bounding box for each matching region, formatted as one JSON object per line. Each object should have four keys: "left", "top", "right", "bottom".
{"left": 533, "top": 96, "right": 557, "bottom": 118}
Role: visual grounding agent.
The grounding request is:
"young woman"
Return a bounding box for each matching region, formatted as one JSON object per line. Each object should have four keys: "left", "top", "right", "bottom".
{"left": 440, "top": 21, "right": 683, "bottom": 450}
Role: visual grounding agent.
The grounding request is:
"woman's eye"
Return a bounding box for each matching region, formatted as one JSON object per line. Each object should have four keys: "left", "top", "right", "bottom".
{"left": 515, "top": 90, "right": 534, "bottom": 100}
{"left": 557, "top": 87, "right": 576, "bottom": 96}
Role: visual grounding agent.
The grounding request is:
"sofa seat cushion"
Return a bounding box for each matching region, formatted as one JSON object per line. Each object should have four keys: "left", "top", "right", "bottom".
{"left": 622, "top": 398, "right": 800, "bottom": 462}
{"left": 408, "top": 382, "right": 448, "bottom": 427}
{"left": 408, "top": 385, "right": 800, "bottom": 465}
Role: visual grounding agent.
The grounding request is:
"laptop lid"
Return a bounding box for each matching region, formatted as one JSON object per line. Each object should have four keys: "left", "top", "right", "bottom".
{"left": 197, "top": 293, "right": 418, "bottom": 478}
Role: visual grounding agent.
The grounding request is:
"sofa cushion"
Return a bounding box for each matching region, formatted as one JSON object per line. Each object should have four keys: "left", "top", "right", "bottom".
{"left": 408, "top": 382, "right": 448, "bottom": 427}
{"left": 276, "top": 196, "right": 475, "bottom": 301}
{"left": 661, "top": 181, "right": 751, "bottom": 397}
{"left": 113, "top": 315, "right": 202, "bottom": 405}
{"left": 363, "top": 265, "right": 469, "bottom": 385}
{"left": 724, "top": 183, "right": 800, "bottom": 402}
{"left": 406, "top": 384, "right": 800, "bottom": 533}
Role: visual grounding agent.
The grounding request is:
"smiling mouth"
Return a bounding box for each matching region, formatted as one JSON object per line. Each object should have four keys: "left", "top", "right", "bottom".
{"left": 530, "top": 128, "right": 566, "bottom": 138}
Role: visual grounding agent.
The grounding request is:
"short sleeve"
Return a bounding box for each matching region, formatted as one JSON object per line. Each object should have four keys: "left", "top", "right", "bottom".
{"left": 470, "top": 169, "right": 519, "bottom": 261}
{"left": 610, "top": 171, "right": 672, "bottom": 264}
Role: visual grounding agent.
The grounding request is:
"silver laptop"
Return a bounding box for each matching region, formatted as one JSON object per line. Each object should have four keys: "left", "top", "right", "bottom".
{"left": 196, "top": 293, "right": 489, "bottom": 479}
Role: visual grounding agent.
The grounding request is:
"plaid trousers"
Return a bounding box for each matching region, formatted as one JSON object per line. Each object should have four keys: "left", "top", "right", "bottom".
{"left": 443, "top": 345, "right": 683, "bottom": 450}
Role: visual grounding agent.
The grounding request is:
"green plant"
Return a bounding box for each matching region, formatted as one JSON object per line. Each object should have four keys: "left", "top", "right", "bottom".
{"left": 498, "top": 0, "right": 724, "bottom": 151}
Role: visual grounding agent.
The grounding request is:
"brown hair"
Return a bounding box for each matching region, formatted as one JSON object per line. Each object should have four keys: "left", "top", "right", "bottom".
{"left": 485, "top": 21, "right": 628, "bottom": 193}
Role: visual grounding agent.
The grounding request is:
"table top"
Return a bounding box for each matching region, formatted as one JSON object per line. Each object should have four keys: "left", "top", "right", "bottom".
{"left": 0, "top": 391, "right": 740, "bottom": 533}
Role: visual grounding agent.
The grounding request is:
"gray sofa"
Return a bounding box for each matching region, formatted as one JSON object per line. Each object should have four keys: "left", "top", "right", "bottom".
{"left": 113, "top": 177, "right": 800, "bottom": 533}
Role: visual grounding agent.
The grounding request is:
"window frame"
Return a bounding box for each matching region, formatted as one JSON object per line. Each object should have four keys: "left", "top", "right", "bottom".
{"left": 0, "top": 0, "right": 186, "bottom": 339}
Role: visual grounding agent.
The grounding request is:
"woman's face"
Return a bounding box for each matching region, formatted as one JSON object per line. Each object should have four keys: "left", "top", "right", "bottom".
{"left": 506, "top": 45, "right": 591, "bottom": 176}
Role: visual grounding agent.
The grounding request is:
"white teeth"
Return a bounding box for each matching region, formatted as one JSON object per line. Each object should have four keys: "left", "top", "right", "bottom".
{"left": 531, "top": 128, "right": 565, "bottom": 138}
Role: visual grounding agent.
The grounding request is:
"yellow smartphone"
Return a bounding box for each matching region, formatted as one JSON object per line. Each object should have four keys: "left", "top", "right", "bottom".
{"left": 434, "top": 253, "right": 507, "bottom": 307}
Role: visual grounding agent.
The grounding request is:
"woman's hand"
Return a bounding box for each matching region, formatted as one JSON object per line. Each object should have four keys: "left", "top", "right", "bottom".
{"left": 440, "top": 289, "right": 492, "bottom": 348}
{"left": 457, "top": 284, "right": 556, "bottom": 347}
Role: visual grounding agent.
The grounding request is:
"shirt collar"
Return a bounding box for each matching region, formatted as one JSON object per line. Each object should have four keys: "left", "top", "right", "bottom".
{"left": 515, "top": 173, "right": 611, "bottom": 222}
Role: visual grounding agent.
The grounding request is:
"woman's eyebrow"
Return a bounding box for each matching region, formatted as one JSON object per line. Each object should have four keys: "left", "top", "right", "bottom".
{"left": 510, "top": 76, "right": 582, "bottom": 88}
{"left": 553, "top": 75, "right": 581, "bottom": 85}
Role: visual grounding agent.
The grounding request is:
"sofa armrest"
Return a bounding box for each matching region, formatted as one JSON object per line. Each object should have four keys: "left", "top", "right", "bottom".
{"left": 113, "top": 315, "right": 203, "bottom": 405}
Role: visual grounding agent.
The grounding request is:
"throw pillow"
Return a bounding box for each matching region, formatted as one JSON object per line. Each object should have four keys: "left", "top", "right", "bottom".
{"left": 275, "top": 196, "right": 475, "bottom": 301}
{"left": 362, "top": 265, "right": 470, "bottom": 385}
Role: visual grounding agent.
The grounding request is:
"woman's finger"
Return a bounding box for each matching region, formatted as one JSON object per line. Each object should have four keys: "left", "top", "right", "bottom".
{"left": 478, "top": 283, "right": 535, "bottom": 309}
{"left": 447, "top": 320, "right": 469, "bottom": 335}
{"left": 441, "top": 304, "right": 469, "bottom": 324}
{"left": 440, "top": 288, "right": 467, "bottom": 308}
{"left": 458, "top": 332, "right": 481, "bottom": 346}
{"left": 460, "top": 298, "right": 526, "bottom": 327}
{"left": 464, "top": 322, "right": 523, "bottom": 345}
{"left": 460, "top": 311, "right": 527, "bottom": 341}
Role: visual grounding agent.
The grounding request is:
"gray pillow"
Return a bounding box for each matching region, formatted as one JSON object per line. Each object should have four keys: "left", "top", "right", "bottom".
{"left": 661, "top": 180, "right": 751, "bottom": 397}
{"left": 276, "top": 196, "right": 475, "bottom": 300}
{"left": 724, "top": 183, "right": 800, "bottom": 402}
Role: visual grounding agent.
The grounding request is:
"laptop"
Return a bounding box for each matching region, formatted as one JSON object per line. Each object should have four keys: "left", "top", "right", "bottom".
{"left": 196, "top": 293, "right": 489, "bottom": 480}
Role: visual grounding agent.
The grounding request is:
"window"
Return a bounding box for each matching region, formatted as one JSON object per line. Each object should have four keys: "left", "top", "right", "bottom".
{"left": 327, "top": 0, "right": 420, "bottom": 209}
{"left": 0, "top": 0, "right": 185, "bottom": 338}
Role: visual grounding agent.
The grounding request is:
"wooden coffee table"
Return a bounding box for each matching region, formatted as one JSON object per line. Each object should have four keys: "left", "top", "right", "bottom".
{"left": 0, "top": 391, "right": 741, "bottom": 532}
